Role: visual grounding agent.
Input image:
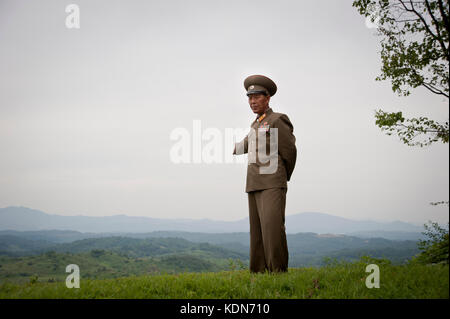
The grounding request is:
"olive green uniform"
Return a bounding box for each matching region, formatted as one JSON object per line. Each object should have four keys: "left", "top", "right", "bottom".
{"left": 234, "top": 107, "right": 297, "bottom": 272}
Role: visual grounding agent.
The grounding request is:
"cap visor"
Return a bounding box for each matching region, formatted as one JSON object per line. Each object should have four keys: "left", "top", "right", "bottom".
{"left": 246, "top": 90, "right": 268, "bottom": 96}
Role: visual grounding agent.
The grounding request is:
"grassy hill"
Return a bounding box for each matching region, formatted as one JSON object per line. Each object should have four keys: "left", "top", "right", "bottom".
{"left": 0, "top": 236, "right": 249, "bottom": 285}
{"left": 0, "top": 258, "right": 447, "bottom": 299}
{"left": 0, "top": 231, "right": 420, "bottom": 267}
{"left": 0, "top": 250, "right": 240, "bottom": 285}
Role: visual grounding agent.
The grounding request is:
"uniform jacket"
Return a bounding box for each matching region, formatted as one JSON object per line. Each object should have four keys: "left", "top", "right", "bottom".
{"left": 233, "top": 107, "right": 297, "bottom": 193}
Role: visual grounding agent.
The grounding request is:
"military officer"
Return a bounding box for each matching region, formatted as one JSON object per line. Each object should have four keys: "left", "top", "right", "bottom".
{"left": 233, "top": 75, "right": 297, "bottom": 273}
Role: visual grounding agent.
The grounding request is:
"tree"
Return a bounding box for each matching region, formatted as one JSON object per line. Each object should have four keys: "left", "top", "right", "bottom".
{"left": 352, "top": 0, "right": 449, "bottom": 147}
{"left": 414, "top": 221, "right": 449, "bottom": 264}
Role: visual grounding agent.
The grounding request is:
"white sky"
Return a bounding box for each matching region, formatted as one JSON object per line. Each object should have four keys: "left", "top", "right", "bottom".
{"left": 0, "top": 0, "right": 448, "bottom": 225}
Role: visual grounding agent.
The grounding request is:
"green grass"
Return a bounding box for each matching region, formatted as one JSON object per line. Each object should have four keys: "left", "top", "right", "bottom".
{"left": 0, "top": 259, "right": 447, "bottom": 299}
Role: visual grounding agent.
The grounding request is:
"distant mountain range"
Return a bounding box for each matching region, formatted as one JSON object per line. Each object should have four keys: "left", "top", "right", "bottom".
{"left": 0, "top": 206, "right": 424, "bottom": 240}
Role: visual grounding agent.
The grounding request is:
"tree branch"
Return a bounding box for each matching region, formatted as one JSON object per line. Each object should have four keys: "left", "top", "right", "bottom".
{"left": 421, "top": 80, "right": 450, "bottom": 97}
{"left": 407, "top": 55, "right": 450, "bottom": 97}
{"left": 437, "top": 0, "right": 450, "bottom": 36}
{"left": 424, "top": 0, "right": 450, "bottom": 61}
{"left": 397, "top": 122, "right": 444, "bottom": 133}
{"left": 398, "top": 0, "right": 440, "bottom": 40}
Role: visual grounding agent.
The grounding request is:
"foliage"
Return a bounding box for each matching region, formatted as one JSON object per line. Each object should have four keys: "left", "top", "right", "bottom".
{"left": 413, "top": 221, "right": 449, "bottom": 264}
{"left": 29, "top": 275, "right": 38, "bottom": 285}
{"left": 352, "top": 0, "right": 449, "bottom": 147}
{"left": 0, "top": 232, "right": 422, "bottom": 272}
{"left": 227, "top": 258, "right": 247, "bottom": 271}
{"left": 90, "top": 249, "right": 106, "bottom": 258}
{"left": 353, "top": 0, "right": 449, "bottom": 97}
{"left": 375, "top": 109, "right": 449, "bottom": 146}
{"left": 0, "top": 250, "right": 235, "bottom": 284}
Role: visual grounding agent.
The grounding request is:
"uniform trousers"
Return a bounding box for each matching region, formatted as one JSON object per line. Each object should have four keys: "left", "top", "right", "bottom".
{"left": 248, "top": 187, "right": 289, "bottom": 273}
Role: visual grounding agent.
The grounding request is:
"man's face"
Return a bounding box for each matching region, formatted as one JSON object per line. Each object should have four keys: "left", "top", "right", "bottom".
{"left": 248, "top": 93, "right": 270, "bottom": 115}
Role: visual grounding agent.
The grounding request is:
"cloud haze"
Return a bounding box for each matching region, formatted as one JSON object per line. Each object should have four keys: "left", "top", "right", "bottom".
{"left": 0, "top": 0, "right": 448, "bottom": 225}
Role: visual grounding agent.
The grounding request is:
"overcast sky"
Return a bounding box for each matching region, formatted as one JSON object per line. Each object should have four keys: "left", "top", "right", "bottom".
{"left": 0, "top": 0, "right": 448, "bottom": 226}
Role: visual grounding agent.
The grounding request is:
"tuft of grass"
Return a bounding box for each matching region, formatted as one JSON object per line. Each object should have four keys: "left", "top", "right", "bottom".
{"left": 0, "top": 260, "right": 447, "bottom": 299}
